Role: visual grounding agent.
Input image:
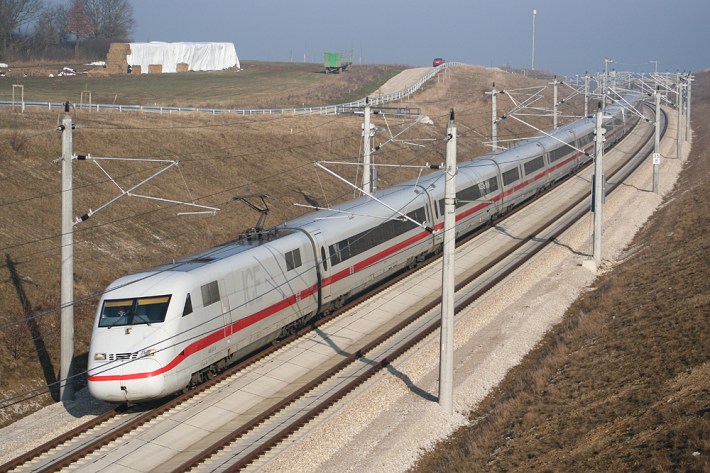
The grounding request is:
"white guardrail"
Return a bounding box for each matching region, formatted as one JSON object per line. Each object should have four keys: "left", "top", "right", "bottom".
{"left": 0, "top": 63, "right": 464, "bottom": 116}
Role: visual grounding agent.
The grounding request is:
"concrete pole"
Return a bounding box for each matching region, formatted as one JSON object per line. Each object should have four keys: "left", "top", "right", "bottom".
{"left": 676, "top": 75, "right": 683, "bottom": 161}
{"left": 492, "top": 84, "right": 497, "bottom": 150}
{"left": 653, "top": 88, "right": 661, "bottom": 194}
{"left": 439, "top": 108, "right": 456, "bottom": 415}
{"left": 552, "top": 76, "right": 558, "bottom": 129}
{"left": 584, "top": 73, "right": 589, "bottom": 117}
{"left": 603, "top": 58, "right": 612, "bottom": 111}
{"left": 530, "top": 10, "right": 537, "bottom": 71}
{"left": 362, "top": 97, "right": 372, "bottom": 194}
{"left": 685, "top": 74, "right": 692, "bottom": 142}
{"left": 60, "top": 102, "right": 75, "bottom": 402}
{"left": 486, "top": 83, "right": 498, "bottom": 150}
{"left": 593, "top": 105, "right": 604, "bottom": 265}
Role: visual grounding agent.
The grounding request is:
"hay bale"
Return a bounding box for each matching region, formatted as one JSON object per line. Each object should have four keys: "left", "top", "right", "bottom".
{"left": 132, "top": 65, "right": 141, "bottom": 74}
{"left": 176, "top": 62, "right": 189, "bottom": 73}
{"left": 87, "top": 68, "right": 110, "bottom": 77}
{"left": 148, "top": 64, "right": 162, "bottom": 74}
{"left": 106, "top": 42, "right": 131, "bottom": 74}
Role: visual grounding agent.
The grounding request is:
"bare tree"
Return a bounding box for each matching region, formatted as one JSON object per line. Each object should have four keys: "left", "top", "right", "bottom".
{"left": 0, "top": 0, "right": 45, "bottom": 58}
{"left": 30, "top": 4, "right": 68, "bottom": 56}
{"left": 83, "top": 0, "right": 133, "bottom": 42}
{"left": 65, "top": 0, "right": 91, "bottom": 56}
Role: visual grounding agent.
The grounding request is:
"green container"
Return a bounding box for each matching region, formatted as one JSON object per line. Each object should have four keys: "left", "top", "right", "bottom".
{"left": 324, "top": 52, "right": 342, "bottom": 68}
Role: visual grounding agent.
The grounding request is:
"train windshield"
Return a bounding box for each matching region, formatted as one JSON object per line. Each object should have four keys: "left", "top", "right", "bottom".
{"left": 99, "top": 295, "right": 171, "bottom": 327}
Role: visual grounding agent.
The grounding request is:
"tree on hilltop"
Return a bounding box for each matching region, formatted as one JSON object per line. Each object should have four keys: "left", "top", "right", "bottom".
{"left": 0, "top": 0, "right": 45, "bottom": 59}
{"left": 83, "top": 0, "right": 133, "bottom": 42}
{"left": 66, "top": 0, "right": 92, "bottom": 56}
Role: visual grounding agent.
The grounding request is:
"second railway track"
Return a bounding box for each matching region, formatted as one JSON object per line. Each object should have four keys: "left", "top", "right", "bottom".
{"left": 1, "top": 104, "right": 666, "bottom": 473}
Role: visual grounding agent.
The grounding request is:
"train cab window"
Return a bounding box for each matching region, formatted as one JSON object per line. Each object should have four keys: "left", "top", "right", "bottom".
{"left": 201, "top": 281, "right": 220, "bottom": 307}
{"left": 502, "top": 167, "right": 520, "bottom": 186}
{"left": 523, "top": 155, "right": 545, "bottom": 175}
{"left": 99, "top": 295, "right": 171, "bottom": 327}
{"left": 134, "top": 296, "right": 171, "bottom": 324}
{"left": 285, "top": 248, "right": 302, "bottom": 271}
{"left": 182, "top": 293, "right": 193, "bottom": 317}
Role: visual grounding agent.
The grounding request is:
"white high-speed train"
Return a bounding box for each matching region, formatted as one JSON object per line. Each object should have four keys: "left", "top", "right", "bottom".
{"left": 88, "top": 98, "right": 640, "bottom": 402}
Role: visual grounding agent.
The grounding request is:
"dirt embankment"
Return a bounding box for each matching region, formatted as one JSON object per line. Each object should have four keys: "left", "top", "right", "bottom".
{"left": 413, "top": 71, "right": 710, "bottom": 472}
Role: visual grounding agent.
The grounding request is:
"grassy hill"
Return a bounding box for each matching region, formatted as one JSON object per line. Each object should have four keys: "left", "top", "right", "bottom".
{"left": 412, "top": 71, "right": 710, "bottom": 472}
{"left": 0, "top": 61, "right": 406, "bottom": 109}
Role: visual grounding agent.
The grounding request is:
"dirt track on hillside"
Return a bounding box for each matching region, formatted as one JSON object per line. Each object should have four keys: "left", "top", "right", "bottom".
{"left": 373, "top": 67, "right": 432, "bottom": 95}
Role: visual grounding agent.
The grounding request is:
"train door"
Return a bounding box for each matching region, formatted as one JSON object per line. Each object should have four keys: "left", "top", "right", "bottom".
{"left": 310, "top": 231, "right": 331, "bottom": 308}
{"left": 417, "top": 184, "right": 442, "bottom": 249}
{"left": 219, "top": 279, "right": 232, "bottom": 341}
{"left": 486, "top": 159, "right": 505, "bottom": 217}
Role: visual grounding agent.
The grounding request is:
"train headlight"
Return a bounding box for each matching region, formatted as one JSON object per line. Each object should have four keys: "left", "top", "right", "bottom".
{"left": 94, "top": 353, "right": 107, "bottom": 361}
{"left": 140, "top": 348, "right": 156, "bottom": 357}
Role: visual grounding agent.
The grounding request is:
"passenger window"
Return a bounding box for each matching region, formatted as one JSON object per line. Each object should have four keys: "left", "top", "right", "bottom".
{"left": 201, "top": 281, "right": 220, "bottom": 307}
{"left": 523, "top": 156, "right": 544, "bottom": 175}
{"left": 285, "top": 248, "right": 302, "bottom": 271}
{"left": 487, "top": 177, "right": 499, "bottom": 193}
{"left": 329, "top": 244, "right": 341, "bottom": 265}
{"left": 502, "top": 167, "right": 520, "bottom": 186}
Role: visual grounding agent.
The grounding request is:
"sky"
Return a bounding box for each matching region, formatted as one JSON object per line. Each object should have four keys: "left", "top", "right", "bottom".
{"left": 129, "top": 0, "right": 709, "bottom": 75}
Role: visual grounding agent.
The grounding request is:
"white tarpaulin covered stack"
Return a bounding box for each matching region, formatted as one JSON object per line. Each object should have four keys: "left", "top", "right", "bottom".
{"left": 127, "top": 42, "right": 239, "bottom": 73}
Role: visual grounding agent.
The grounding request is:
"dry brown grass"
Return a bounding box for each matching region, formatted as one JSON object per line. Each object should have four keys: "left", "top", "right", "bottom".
{"left": 0, "top": 65, "right": 560, "bottom": 425}
{"left": 411, "top": 71, "right": 710, "bottom": 472}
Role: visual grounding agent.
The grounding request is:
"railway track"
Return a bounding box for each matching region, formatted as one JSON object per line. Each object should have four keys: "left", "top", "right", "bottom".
{"left": 0, "top": 105, "right": 665, "bottom": 473}
{"left": 187, "top": 105, "right": 665, "bottom": 473}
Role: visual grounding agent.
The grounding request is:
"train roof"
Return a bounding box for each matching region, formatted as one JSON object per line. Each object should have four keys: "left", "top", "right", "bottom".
{"left": 149, "top": 228, "right": 301, "bottom": 273}
{"left": 280, "top": 178, "right": 435, "bottom": 233}
{"left": 105, "top": 94, "right": 645, "bottom": 286}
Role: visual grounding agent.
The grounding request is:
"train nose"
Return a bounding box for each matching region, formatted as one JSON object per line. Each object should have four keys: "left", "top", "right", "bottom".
{"left": 88, "top": 358, "right": 165, "bottom": 403}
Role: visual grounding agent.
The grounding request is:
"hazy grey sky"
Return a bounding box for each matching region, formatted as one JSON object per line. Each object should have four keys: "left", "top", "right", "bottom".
{"left": 130, "top": 0, "right": 708, "bottom": 75}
